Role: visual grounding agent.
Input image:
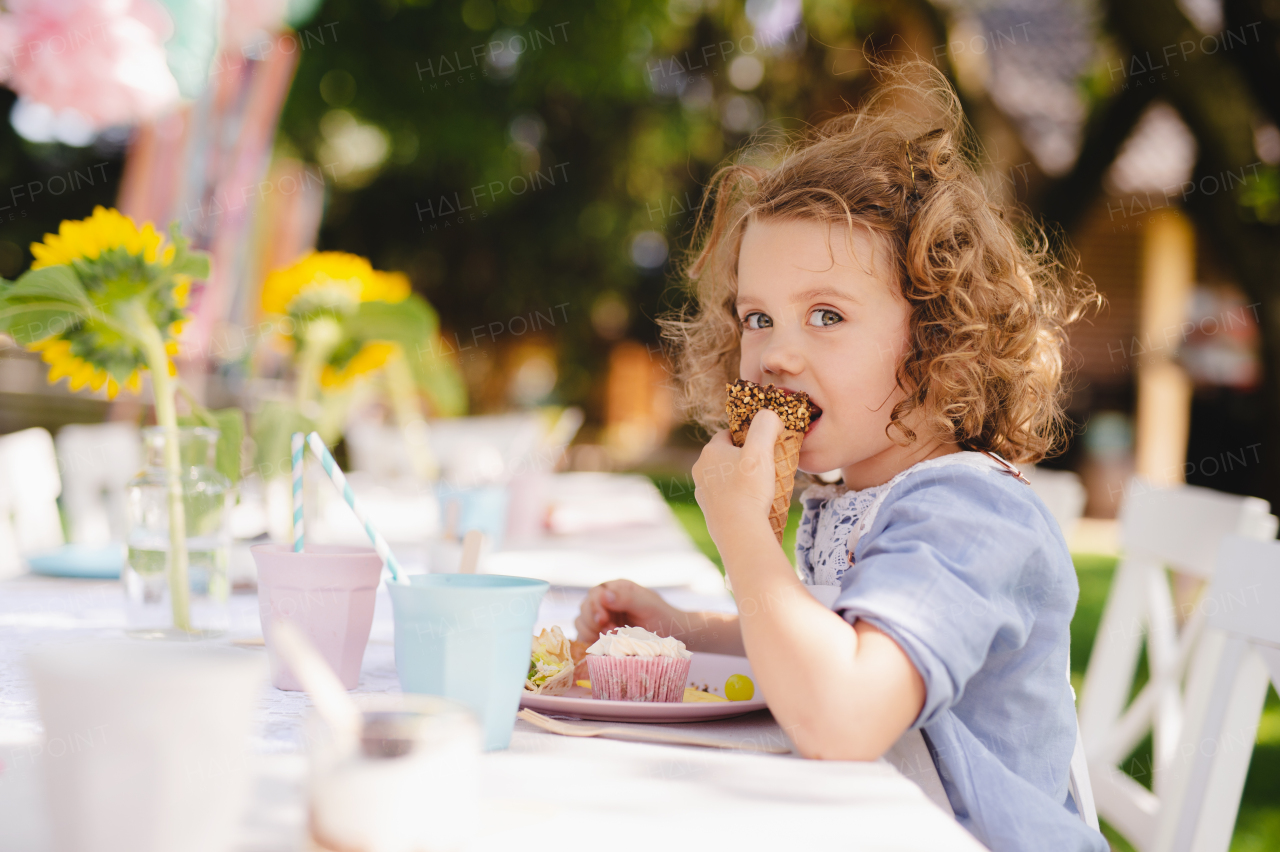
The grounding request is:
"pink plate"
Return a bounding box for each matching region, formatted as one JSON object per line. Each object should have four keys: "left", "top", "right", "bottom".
{"left": 519, "top": 652, "right": 767, "bottom": 722}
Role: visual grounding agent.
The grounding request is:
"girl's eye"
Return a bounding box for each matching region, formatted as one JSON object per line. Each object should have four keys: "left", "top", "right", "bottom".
{"left": 742, "top": 312, "right": 773, "bottom": 330}
{"left": 807, "top": 308, "right": 844, "bottom": 327}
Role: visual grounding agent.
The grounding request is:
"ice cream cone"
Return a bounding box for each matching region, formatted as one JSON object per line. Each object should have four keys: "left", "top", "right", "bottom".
{"left": 725, "top": 380, "right": 814, "bottom": 544}
{"left": 770, "top": 430, "right": 803, "bottom": 543}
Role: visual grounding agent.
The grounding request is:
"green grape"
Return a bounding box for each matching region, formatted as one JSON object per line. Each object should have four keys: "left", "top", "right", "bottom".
{"left": 725, "top": 674, "right": 754, "bottom": 701}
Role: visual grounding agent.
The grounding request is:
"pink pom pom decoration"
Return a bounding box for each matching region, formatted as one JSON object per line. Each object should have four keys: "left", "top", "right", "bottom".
{"left": 0, "top": 0, "right": 181, "bottom": 128}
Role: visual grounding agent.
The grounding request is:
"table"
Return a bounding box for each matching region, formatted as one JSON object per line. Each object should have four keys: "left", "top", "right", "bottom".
{"left": 0, "top": 575, "right": 986, "bottom": 852}
{"left": 0, "top": 471, "right": 988, "bottom": 851}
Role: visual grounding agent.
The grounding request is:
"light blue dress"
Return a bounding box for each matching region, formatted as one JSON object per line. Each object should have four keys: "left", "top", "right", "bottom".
{"left": 795, "top": 452, "right": 1108, "bottom": 852}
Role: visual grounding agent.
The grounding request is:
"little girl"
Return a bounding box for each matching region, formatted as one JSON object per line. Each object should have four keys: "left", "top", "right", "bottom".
{"left": 574, "top": 62, "right": 1107, "bottom": 852}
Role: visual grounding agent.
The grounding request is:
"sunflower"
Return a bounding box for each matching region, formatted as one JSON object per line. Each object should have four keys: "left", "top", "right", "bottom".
{"left": 261, "top": 251, "right": 409, "bottom": 317}
{"left": 0, "top": 208, "right": 209, "bottom": 633}
{"left": 262, "top": 251, "right": 412, "bottom": 393}
{"left": 4, "top": 206, "right": 193, "bottom": 398}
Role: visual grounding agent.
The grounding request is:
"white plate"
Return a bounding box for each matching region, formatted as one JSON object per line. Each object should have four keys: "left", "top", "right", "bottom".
{"left": 519, "top": 652, "right": 766, "bottom": 722}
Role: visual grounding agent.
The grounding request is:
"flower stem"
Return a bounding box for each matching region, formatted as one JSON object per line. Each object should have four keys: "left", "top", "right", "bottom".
{"left": 385, "top": 347, "right": 437, "bottom": 480}
{"left": 127, "top": 301, "right": 191, "bottom": 632}
{"left": 295, "top": 317, "right": 342, "bottom": 412}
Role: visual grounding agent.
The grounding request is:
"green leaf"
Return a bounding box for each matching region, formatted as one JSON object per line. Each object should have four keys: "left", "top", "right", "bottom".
{"left": 165, "top": 221, "right": 212, "bottom": 279}
{"left": 178, "top": 408, "right": 245, "bottom": 485}
{"left": 170, "top": 251, "right": 211, "bottom": 279}
{"left": 7, "top": 265, "right": 89, "bottom": 304}
{"left": 410, "top": 346, "right": 468, "bottom": 417}
{"left": 346, "top": 296, "right": 467, "bottom": 416}
{"left": 346, "top": 297, "right": 437, "bottom": 343}
{"left": 0, "top": 265, "right": 90, "bottom": 344}
{"left": 250, "top": 400, "right": 316, "bottom": 481}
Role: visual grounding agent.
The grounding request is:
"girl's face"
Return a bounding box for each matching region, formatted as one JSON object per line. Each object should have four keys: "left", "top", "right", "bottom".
{"left": 735, "top": 216, "right": 938, "bottom": 483}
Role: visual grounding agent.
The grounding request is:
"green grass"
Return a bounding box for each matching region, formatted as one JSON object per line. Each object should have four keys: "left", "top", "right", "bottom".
{"left": 651, "top": 475, "right": 1280, "bottom": 851}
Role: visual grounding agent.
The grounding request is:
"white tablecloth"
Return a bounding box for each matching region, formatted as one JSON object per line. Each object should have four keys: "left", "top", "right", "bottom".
{"left": 0, "top": 473, "right": 986, "bottom": 851}
{"left": 0, "top": 574, "right": 986, "bottom": 852}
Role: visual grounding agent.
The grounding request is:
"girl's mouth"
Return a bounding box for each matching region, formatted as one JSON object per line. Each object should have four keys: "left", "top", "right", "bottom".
{"left": 805, "top": 402, "right": 823, "bottom": 434}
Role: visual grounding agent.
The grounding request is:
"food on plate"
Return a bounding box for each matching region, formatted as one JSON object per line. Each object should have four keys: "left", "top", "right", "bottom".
{"left": 576, "top": 679, "right": 592, "bottom": 690}
{"left": 682, "top": 687, "right": 728, "bottom": 703}
{"left": 725, "top": 379, "right": 818, "bottom": 543}
{"left": 725, "top": 674, "right": 755, "bottom": 701}
{"left": 569, "top": 639, "right": 590, "bottom": 681}
{"left": 585, "top": 626, "right": 692, "bottom": 703}
{"left": 525, "top": 626, "right": 576, "bottom": 695}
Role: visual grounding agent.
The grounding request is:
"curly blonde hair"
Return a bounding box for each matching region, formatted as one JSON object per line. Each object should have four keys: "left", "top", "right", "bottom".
{"left": 659, "top": 61, "right": 1099, "bottom": 464}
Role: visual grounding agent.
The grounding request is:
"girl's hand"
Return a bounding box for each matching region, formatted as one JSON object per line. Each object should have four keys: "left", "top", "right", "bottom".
{"left": 692, "top": 408, "right": 783, "bottom": 548}
{"left": 573, "top": 579, "right": 683, "bottom": 644}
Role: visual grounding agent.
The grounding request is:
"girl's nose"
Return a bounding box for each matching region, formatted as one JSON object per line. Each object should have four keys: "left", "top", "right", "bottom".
{"left": 760, "top": 327, "right": 805, "bottom": 378}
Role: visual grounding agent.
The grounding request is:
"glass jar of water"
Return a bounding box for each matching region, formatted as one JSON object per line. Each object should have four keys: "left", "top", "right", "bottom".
{"left": 125, "top": 426, "right": 232, "bottom": 637}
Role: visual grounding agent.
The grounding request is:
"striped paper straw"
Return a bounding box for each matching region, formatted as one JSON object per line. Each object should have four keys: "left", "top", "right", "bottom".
{"left": 305, "top": 432, "right": 405, "bottom": 584}
{"left": 291, "top": 432, "right": 305, "bottom": 552}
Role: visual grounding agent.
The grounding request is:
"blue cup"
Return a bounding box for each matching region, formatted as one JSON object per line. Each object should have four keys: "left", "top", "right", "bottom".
{"left": 388, "top": 574, "right": 548, "bottom": 750}
{"left": 436, "top": 483, "right": 510, "bottom": 549}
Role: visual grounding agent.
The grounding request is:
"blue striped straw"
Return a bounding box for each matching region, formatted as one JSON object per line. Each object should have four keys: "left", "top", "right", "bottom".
{"left": 305, "top": 431, "right": 405, "bottom": 584}
{"left": 291, "top": 432, "right": 305, "bottom": 552}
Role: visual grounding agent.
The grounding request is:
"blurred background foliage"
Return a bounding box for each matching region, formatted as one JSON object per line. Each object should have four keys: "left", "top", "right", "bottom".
{"left": 272, "top": 0, "right": 928, "bottom": 417}
{"left": 6, "top": 0, "right": 1279, "bottom": 465}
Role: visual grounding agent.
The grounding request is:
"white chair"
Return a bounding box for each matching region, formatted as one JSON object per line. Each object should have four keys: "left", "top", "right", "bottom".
{"left": 0, "top": 427, "right": 65, "bottom": 577}
{"left": 1142, "top": 534, "right": 1280, "bottom": 852}
{"left": 55, "top": 422, "right": 142, "bottom": 545}
{"left": 0, "top": 452, "right": 19, "bottom": 579}
{"left": 1078, "top": 480, "right": 1277, "bottom": 849}
{"left": 1021, "top": 465, "right": 1087, "bottom": 542}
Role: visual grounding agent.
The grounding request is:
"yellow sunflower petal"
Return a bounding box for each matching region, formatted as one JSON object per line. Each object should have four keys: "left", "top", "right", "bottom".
{"left": 319, "top": 341, "right": 398, "bottom": 389}
{"left": 167, "top": 359, "right": 177, "bottom": 377}
{"left": 172, "top": 278, "right": 190, "bottom": 309}
{"left": 165, "top": 340, "right": 179, "bottom": 357}
{"left": 370, "top": 271, "right": 411, "bottom": 303}
{"left": 88, "top": 369, "right": 107, "bottom": 392}
{"left": 105, "top": 377, "right": 119, "bottom": 399}
{"left": 319, "top": 364, "right": 340, "bottom": 388}
{"left": 31, "top": 206, "right": 169, "bottom": 270}
{"left": 126, "top": 371, "right": 142, "bottom": 393}
{"left": 46, "top": 356, "right": 74, "bottom": 384}
{"left": 36, "top": 339, "right": 72, "bottom": 362}
{"left": 68, "top": 360, "right": 96, "bottom": 391}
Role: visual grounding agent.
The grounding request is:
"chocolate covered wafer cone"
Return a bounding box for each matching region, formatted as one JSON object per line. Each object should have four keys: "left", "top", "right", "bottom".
{"left": 770, "top": 429, "right": 803, "bottom": 543}
{"left": 725, "top": 380, "right": 815, "bottom": 544}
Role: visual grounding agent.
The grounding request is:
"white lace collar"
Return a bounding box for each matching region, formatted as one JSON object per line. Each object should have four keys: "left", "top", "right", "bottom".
{"left": 796, "top": 451, "right": 1018, "bottom": 588}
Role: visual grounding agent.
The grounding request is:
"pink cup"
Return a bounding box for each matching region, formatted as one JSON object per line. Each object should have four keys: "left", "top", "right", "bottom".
{"left": 251, "top": 544, "right": 383, "bottom": 691}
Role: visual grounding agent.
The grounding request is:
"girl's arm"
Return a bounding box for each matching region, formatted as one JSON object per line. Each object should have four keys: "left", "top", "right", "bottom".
{"left": 574, "top": 580, "right": 745, "bottom": 655}
{"left": 694, "top": 410, "right": 926, "bottom": 760}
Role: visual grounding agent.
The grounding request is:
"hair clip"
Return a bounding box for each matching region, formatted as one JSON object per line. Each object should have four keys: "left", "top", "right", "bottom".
{"left": 980, "top": 450, "right": 1031, "bottom": 485}
{"left": 904, "top": 140, "right": 921, "bottom": 215}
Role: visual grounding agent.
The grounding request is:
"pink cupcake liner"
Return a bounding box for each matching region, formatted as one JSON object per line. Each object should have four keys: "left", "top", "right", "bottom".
{"left": 587, "top": 655, "right": 691, "bottom": 703}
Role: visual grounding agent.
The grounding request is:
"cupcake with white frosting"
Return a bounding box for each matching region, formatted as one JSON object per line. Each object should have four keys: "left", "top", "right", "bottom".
{"left": 585, "top": 626, "right": 692, "bottom": 702}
